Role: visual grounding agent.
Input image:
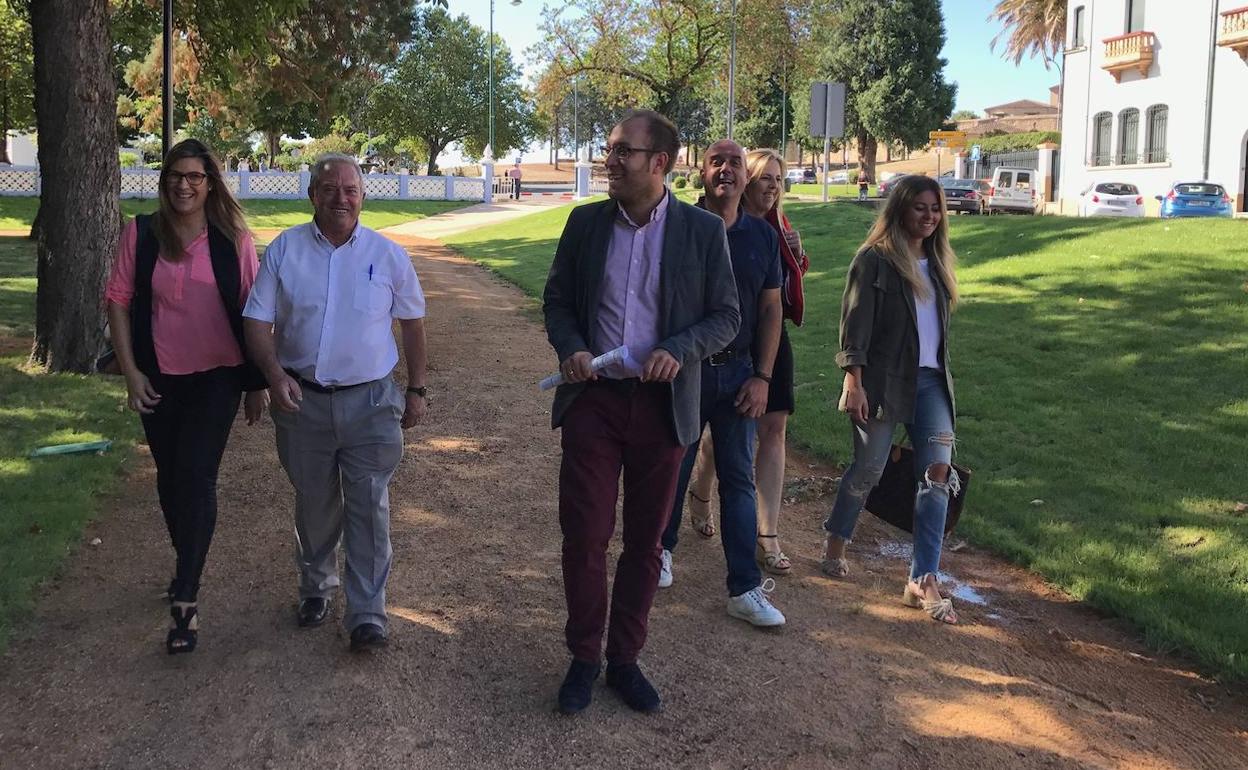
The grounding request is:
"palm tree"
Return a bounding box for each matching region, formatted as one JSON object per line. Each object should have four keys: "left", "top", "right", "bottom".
{"left": 990, "top": 0, "right": 1067, "bottom": 69}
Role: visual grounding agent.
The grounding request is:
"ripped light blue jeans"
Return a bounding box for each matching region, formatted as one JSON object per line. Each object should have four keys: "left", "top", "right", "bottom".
{"left": 823, "top": 368, "right": 960, "bottom": 580}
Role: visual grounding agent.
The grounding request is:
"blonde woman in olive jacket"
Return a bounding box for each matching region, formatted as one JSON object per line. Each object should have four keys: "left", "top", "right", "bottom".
{"left": 820, "top": 174, "right": 963, "bottom": 625}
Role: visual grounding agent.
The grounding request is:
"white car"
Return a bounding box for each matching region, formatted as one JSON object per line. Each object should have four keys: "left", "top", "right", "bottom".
{"left": 826, "top": 171, "right": 849, "bottom": 184}
{"left": 1078, "top": 182, "right": 1145, "bottom": 217}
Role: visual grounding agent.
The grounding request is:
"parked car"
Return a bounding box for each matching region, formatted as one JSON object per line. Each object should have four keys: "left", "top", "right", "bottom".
{"left": 785, "top": 168, "right": 806, "bottom": 186}
{"left": 1078, "top": 182, "right": 1145, "bottom": 217}
{"left": 938, "top": 178, "right": 990, "bottom": 215}
{"left": 827, "top": 170, "right": 849, "bottom": 184}
{"left": 986, "top": 166, "right": 1039, "bottom": 214}
{"left": 878, "top": 173, "right": 908, "bottom": 197}
{"left": 1156, "top": 181, "right": 1233, "bottom": 218}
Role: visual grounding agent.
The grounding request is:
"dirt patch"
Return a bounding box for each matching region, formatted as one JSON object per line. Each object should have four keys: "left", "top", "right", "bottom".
{"left": 1, "top": 238, "right": 1245, "bottom": 769}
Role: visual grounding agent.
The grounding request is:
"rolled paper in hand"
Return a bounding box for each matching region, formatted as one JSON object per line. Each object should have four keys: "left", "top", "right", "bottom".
{"left": 539, "top": 345, "right": 631, "bottom": 390}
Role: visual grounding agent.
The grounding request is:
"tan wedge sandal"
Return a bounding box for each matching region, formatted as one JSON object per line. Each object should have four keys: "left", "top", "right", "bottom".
{"left": 902, "top": 577, "right": 959, "bottom": 625}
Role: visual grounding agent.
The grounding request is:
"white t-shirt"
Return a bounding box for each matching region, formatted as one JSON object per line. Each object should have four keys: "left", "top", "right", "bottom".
{"left": 243, "top": 221, "right": 426, "bottom": 386}
{"left": 915, "top": 258, "right": 941, "bottom": 369}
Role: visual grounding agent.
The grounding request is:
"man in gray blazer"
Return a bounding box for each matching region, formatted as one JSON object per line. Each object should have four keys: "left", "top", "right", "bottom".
{"left": 543, "top": 110, "right": 740, "bottom": 715}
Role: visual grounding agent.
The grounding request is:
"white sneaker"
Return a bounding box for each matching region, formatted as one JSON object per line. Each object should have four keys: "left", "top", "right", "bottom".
{"left": 657, "top": 549, "right": 673, "bottom": 589}
{"left": 726, "top": 578, "right": 785, "bottom": 627}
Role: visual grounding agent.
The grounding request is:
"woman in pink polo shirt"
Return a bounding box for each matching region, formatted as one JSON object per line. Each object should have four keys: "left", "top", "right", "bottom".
{"left": 104, "top": 139, "right": 267, "bottom": 654}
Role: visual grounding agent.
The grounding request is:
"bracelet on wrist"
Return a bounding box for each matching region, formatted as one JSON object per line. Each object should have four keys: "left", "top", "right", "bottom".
{"left": 753, "top": 371, "right": 772, "bottom": 384}
{"left": 406, "top": 385, "right": 428, "bottom": 397}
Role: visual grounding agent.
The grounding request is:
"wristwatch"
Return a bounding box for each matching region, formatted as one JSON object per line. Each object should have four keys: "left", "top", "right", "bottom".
{"left": 406, "top": 385, "right": 428, "bottom": 398}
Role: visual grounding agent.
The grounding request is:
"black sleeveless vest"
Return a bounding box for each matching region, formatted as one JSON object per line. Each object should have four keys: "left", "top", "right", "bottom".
{"left": 129, "top": 214, "right": 265, "bottom": 390}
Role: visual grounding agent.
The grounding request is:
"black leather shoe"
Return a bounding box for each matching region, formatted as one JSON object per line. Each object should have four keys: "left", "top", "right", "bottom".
{"left": 557, "top": 659, "right": 601, "bottom": 714}
{"left": 296, "top": 597, "right": 330, "bottom": 627}
{"left": 349, "top": 623, "right": 387, "bottom": 653}
{"left": 605, "top": 662, "right": 661, "bottom": 713}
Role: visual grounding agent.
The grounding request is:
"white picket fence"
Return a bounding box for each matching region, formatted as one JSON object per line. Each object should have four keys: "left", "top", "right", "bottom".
{"left": 0, "top": 165, "right": 486, "bottom": 202}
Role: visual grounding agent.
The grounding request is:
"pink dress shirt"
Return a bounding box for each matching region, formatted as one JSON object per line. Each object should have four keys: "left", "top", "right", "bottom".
{"left": 593, "top": 190, "right": 669, "bottom": 379}
{"left": 105, "top": 218, "right": 259, "bottom": 375}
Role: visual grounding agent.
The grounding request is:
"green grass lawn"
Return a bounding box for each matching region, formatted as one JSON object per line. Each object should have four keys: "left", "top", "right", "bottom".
{"left": 789, "top": 183, "right": 861, "bottom": 198}
{"left": 0, "top": 236, "right": 141, "bottom": 649}
{"left": 0, "top": 197, "right": 471, "bottom": 232}
{"left": 444, "top": 200, "right": 1248, "bottom": 680}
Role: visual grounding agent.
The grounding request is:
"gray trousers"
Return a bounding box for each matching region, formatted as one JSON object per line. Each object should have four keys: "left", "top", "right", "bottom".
{"left": 273, "top": 377, "right": 404, "bottom": 631}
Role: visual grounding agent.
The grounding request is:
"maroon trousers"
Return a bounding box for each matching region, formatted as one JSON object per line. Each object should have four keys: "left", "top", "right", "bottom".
{"left": 558, "top": 380, "right": 686, "bottom": 664}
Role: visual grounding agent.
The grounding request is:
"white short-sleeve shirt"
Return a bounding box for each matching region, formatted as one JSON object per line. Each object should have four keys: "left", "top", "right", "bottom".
{"left": 243, "top": 221, "right": 426, "bottom": 386}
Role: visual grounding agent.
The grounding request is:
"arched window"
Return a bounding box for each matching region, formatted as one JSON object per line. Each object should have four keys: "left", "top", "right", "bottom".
{"left": 1117, "top": 108, "right": 1140, "bottom": 165}
{"left": 1144, "top": 105, "right": 1168, "bottom": 163}
{"left": 1091, "top": 112, "right": 1113, "bottom": 166}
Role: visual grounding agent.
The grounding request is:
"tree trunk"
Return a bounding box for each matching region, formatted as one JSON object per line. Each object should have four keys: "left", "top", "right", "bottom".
{"left": 1, "top": 87, "right": 10, "bottom": 164}
{"left": 426, "top": 141, "right": 439, "bottom": 176}
{"left": 29, "top": 0, "right": 118, "bottom": 373}
{"left": 857, "top": 134, "right": 878, "bottom": 183}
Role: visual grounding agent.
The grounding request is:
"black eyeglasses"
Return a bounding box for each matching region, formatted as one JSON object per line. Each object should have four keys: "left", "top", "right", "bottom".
{"left": 602, "top": 144, "right": 662, "bottom": 161}
{"left": 167, "top": 171, "right": 208, "bottom": 187}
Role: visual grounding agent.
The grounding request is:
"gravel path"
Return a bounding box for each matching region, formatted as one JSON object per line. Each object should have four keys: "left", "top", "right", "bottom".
{"left": 1, "top": 236, "right": 1245, "bottom": 770}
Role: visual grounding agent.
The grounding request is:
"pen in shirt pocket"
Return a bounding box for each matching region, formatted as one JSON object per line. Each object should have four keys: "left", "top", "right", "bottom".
{"left": 368, "top": 264, "right": 373, "bottom": 281}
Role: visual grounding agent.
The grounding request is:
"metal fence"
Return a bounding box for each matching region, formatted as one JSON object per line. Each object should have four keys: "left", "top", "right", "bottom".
{"left": 981, "top": 149, "right": 1041, "bottom": 179}
{"left": 0, "top": 165, "right": 486, "bottom": 202}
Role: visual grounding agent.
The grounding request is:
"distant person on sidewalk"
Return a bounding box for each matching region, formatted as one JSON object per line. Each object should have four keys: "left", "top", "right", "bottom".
{"left": 243, "top": 153, "right": 430, "bottom": 653}
{"left": 542, "top": 109, "right": 740, "bottom": 715}
{"left": 104, "top": 138, "right": 269, "bottom": 655}
{"left": 509, "top": 160, "right": 523, "bottom": 199}
{"left": 657, "top": 139, "right": 786, "bottom": 631}
{"left": 680, "top": 148, "right": 809, "bottom": 577}
{"left": 821, "top": 174, "right": 963, "bottom": 625}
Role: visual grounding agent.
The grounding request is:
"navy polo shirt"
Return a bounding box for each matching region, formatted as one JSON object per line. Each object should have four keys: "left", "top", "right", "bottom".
{"left": 699, "top": 201, "right": 782, "bottom": 354}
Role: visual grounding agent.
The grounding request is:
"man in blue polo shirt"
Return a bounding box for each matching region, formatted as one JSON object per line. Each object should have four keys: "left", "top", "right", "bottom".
{"left": 658, "top": 139, "right": 785, "bottom": 627}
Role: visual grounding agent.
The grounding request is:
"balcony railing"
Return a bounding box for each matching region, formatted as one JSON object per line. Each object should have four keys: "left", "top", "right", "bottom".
{"left": 1102, "top": 31, "right": 1155, "bottom": 81}
{"left": 1218, "top": 6, "right": 1248, "bottom": 60}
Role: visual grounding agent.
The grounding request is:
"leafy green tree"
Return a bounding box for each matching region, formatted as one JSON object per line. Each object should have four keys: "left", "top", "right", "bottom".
{"left": 367, "top": 8, "right": 538, "bottom": 174}
{"left": 816, "top": 0, "right": 956, "bottom": 180}
{"left": 536, "top": 0, "right": 724, "bottom": 120}
{"left": 952, "top": 109, "right": 979, "bottom": 121}
{"left": 0, "top": 0, "right": 35, "bottom": 163}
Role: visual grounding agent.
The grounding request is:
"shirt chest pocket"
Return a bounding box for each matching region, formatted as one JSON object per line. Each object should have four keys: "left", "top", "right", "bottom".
{"left": 353, "top": 269, "right": 393, "bottom": 314}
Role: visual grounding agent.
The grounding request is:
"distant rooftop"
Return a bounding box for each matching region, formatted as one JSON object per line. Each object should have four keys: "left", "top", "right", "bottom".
{"left": 984, "top": 99, "right": 1059, "bottom": 117}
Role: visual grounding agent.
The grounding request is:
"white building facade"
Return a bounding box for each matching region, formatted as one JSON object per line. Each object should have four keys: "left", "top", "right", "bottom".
{"left": 1058, "top": 0, "right": 1248, "bottom": 214}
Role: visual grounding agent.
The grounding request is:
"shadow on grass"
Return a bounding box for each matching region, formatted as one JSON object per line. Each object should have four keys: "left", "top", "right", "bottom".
{"left": 785, "top": 204, "right": 1248, "bottom": 678}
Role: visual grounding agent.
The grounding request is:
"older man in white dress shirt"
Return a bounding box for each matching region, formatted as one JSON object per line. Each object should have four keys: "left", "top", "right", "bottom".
{"left": 243, "top": 153, "right": 429, "bottom": 653}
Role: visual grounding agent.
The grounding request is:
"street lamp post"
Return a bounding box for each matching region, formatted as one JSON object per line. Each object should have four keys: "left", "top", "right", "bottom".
{"left": 727, "top": 0, "right": 737, "bottom": 139}
{"left": 162, "top": 0, "right": 173, "bottom": 158}
{"left": 488, "top": 0, "right": 522, "bottom": 160}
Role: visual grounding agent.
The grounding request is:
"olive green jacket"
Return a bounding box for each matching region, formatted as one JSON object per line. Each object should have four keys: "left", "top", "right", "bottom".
{"left": 835, "top": 247, "right": 956, "bottom": 425}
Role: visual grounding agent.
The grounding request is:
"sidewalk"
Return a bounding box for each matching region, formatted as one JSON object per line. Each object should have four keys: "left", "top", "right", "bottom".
{"left": 380, "top": 197, "right": 571, "bottom": 241}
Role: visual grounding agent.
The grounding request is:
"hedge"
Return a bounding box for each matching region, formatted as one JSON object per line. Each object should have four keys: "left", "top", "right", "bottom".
{"left": 975, "top": 131, "right": 1061, "bottom": 154}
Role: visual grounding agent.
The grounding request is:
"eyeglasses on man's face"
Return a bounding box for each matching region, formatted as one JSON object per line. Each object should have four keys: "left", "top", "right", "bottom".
{"left": 167, "top": 171, "right": 208, "bottom": 187}
{"left": 601, "top": 144, "right": 661, "bottom": 161}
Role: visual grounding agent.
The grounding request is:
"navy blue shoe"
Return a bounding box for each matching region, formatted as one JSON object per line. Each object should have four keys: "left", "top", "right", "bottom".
{"left": 557, "top": 659, "right": 601, "bottom": 714}
{"left": 605, "top": 662, "right": 661, "bottom": 713}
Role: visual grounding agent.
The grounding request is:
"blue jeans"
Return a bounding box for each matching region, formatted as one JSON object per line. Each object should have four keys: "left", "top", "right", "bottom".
{"left": 823, "top": 368, "right": 960, "bottom": 580}
{"left": 661, "top": 358, "right": 762, "bottom": 597}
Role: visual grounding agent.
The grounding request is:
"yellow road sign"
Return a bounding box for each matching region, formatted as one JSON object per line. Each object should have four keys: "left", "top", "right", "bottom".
{"left": 929, "top": 130, "right": 967, "bottom": 149}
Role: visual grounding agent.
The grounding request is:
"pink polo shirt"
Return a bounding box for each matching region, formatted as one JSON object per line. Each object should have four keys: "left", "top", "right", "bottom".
{"left": 105, "top": 218, "right": 259, "bottom": 375}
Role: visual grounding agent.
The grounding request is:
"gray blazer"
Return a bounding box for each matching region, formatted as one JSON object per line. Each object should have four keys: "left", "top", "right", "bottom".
{"left": 542, "top": 194, "right": 741, "bottom": 446}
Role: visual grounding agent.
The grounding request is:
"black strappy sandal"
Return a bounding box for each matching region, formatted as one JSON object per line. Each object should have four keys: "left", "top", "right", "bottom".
{"left": 167, "top": 602, "right": 198, "bottom": 655}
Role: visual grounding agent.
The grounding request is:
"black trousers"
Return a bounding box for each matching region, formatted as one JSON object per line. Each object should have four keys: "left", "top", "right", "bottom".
{"left": 511, "top": 177, "right": 521, "bottom": 199}
{"left": 140, "top": 366, "right": 243, "bottom": 603}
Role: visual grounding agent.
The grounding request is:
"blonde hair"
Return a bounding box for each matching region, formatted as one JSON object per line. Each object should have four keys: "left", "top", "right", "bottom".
{"left": 859, "top": 175, "right": 959, "bottom": 307}
{"left": 745, "top": 148, "right": 787, "bottom": 219}
{"left": 155, "top": 139, "right": 249, "bottom": 260}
